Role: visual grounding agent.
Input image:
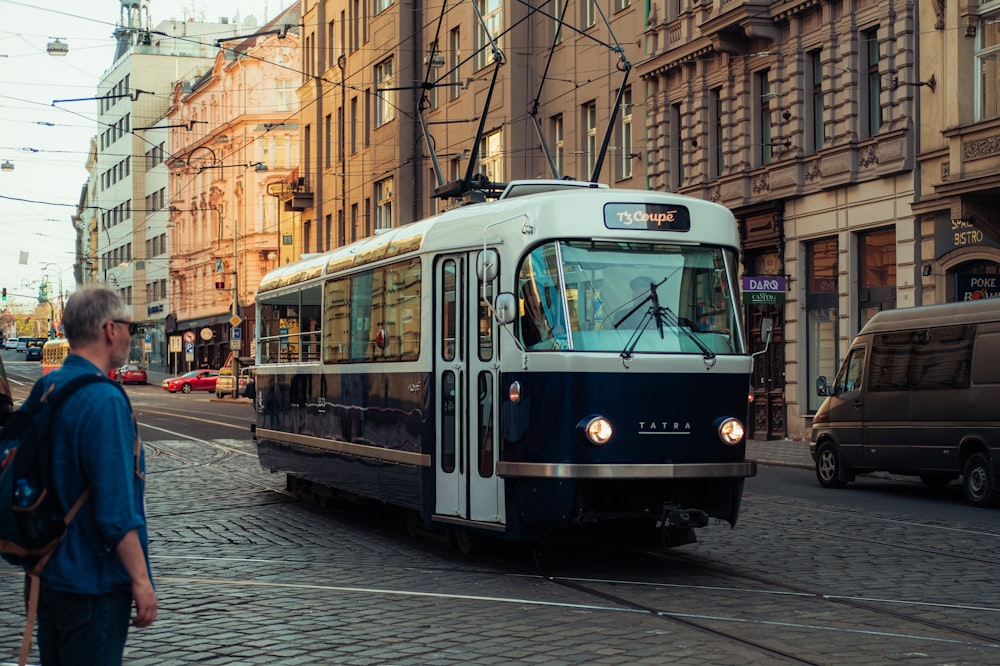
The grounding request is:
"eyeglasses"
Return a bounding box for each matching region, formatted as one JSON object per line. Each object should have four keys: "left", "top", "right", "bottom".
{"left": 110, "top": 319, "right": 141, "bottom": 336}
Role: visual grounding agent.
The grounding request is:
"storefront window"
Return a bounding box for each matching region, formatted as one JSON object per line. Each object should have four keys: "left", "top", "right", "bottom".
{"left": 806, "top": 239, "right": 838, "bottom": 412}
{"left": 859, "top": 228, "right": 896, "bottom": 328}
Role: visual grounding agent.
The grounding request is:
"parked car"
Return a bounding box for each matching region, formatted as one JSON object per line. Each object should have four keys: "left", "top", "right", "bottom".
{"left": 3, "top": 338, "right": 18, "bottom": 350}
{"left": 24, "top": 345, "right": 43, "bottom": 361}
{"left": 117, "top": 364, "right": 148, "bottom": 385}
{"left": 216, "top": 366, "right": 254, "bottom": 399}
{"left": 15, "top": 338, "right": 29, "bottom": 352}
{"left": 162, "top": 369, "right": 219, "bottom": 394}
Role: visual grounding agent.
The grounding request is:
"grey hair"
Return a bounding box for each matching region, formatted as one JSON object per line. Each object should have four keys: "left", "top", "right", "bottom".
{"left": 62, "top": 286, "right": 129, "bottom": 347}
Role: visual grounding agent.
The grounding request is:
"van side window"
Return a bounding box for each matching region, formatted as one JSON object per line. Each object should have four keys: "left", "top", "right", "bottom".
{"left": 834, "top": 347, "right": 866, "bottom": 394}
{"left": 972, "top": 332, "right": 1000, "bottom": 384}
{"left": 870, "top": 325, "right": 974, "bottom": 391}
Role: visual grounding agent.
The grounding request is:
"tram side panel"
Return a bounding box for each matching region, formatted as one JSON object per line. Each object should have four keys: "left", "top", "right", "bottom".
{"left": 500, "top": 368, "right": 751, "bottom": 537}
{"left": 255, "top": 368, "right": 431, "bottom": 511}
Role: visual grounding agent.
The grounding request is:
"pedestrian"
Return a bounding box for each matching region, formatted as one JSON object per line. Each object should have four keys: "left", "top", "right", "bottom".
{"left": 200, "top": 356, "right": 210, "bottom": 369}
{"left": 25, "top": 286, "right": 157, "bottom": 664}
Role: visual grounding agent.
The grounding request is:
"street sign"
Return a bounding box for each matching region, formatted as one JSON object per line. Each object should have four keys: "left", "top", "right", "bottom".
{"left": 183, "top": 331, "right": 195, "bottom": 344}
{"left": 169, "top": 336, "right": 182, "bottom": 353}
{"left": 229, "top": 314, "right": 243, "bottom": 327}
{"left": 744, "top": 291, "right": 786, "bottom": 305}
{"left": 232, "top": 327, "right": 242, "bottom": 340}
{"left": 185, "top": 341, "right": 194, "bottom": 363}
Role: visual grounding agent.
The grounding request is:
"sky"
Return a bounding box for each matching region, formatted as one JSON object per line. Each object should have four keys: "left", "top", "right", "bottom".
{"left": 0, "top": 0, "right": 281, "bottom": 312}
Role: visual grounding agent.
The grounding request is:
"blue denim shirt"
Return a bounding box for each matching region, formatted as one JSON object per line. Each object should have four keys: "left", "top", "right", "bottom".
{"left": 26, "top": 355, "right": 151, "bottom": 594}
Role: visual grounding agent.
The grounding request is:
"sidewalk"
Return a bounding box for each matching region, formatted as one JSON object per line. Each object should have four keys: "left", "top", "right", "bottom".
{"left": 747, "top": 438, "right": 812, "bottom": 469}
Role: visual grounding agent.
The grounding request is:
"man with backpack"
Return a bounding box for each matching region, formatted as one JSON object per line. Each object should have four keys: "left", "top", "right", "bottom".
{"left": 22, "top": 286, "right": 157, "bottom": 664}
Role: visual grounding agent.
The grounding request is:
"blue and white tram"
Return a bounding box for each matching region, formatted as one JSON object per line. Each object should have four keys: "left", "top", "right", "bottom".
{"left": 252, "top": 183, "right": 757, "bottom": 547}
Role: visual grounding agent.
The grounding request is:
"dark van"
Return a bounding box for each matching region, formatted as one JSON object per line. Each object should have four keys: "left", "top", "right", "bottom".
{"left": 811, "top": 299, "right": 1000, "bottom": 507}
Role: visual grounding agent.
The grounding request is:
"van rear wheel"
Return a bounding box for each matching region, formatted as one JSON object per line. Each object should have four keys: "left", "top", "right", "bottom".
{"left": 815, "top": 441, "right": 847, "bottom": 489}
{"left": 963, "top": 452, "right": 997, "bottom": 507}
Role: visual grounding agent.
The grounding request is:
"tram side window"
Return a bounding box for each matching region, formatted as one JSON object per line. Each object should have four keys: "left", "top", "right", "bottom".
{"left": 385, "top": 258, "right": 421, "bottom": 361}
{"left": 301, "top": 286, "right": 322, "bottom": 361}
{"left": 322, "top": 257, "right": 421, "bottom": 364}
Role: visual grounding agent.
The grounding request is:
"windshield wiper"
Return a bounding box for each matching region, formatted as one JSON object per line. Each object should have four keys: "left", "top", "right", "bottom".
{"left": 616, "top": 279, "right": 716, "bottom": 362}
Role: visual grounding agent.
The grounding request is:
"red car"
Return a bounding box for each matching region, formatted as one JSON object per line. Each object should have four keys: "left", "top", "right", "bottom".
{"left": 116, "top": 364, "right": 148, "bottom": 385}
{"left": 161, "top": 369, "right": 219, "bottom": 393}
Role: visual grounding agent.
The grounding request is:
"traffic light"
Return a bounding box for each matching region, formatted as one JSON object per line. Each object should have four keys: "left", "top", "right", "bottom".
{"left": 1, "top": 287, "right": 6, "bottom": 300}
{"left": 215, "top": 280, "right": 226, "bottom": 289}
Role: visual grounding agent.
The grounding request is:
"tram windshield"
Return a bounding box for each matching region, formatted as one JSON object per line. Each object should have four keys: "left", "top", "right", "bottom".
{"left": 515, "top": 240, "right": 743, "bottom": 354}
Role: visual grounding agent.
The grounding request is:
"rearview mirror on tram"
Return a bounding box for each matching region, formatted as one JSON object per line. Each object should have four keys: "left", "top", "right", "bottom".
{"left": 476, "top": 249, "right": 499, "bottom": 282}
{"left": 494, "top": 293, "right": 517, "bottom": 325}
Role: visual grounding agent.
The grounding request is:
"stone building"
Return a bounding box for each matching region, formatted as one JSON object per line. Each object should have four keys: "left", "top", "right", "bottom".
{"left": 641, "top": 0, "right": 926, "bottom": 440}
{"left": 291, "top": 0, "right": 648, "bottom": 246}
{"left": 88, "top": 0, "right": 244, "bottom": 369}
{"left": 165, "top": 5, "right": 301, "bottom": 370}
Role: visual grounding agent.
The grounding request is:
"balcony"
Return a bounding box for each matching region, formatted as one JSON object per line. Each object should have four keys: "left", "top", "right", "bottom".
{"left": 281, "top": 177, "right": 313, "bottom": 212}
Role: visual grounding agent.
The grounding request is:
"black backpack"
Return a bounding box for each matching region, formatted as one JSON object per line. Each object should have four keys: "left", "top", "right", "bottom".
{"left": 0, "top": 373, "right": 115, "bottom": 569}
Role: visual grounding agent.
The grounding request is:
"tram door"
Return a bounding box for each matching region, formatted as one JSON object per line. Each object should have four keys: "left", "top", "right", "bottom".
{"left": 434, "top": 254, "right": 504, "bottom": 525}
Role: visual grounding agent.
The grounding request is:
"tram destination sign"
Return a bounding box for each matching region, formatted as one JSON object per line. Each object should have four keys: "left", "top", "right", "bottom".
{"left": 604, "top": 203, "right": 691, "bottom": 232}
{"left": 742, "top": 275, "right": 786, "bottom": 305}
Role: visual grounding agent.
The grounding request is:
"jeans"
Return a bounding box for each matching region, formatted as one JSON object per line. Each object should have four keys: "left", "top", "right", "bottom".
{"left": 36, "top": 587, "right": 132, "bottom": 666}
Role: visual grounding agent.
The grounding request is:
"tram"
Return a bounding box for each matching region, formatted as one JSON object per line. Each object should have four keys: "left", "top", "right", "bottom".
{"left": 41, "top": 338, "right": 70, "bottom": 375}
{"left": 252, "top": 183, "right": 758, "bottom": 547}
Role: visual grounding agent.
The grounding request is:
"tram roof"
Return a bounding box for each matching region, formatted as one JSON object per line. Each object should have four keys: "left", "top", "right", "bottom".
{"left": 258, "top": 186, "right": 737, "bottom": 294}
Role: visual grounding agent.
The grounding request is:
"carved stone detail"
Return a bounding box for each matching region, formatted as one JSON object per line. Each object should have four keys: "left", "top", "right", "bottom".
{"left": 805, "top": 159, "right": 822, "bottom": 182}
{"left": 751, "top": 172, "right": 770, "bottom": 195}
{"left": 963, "top": 135, "right": 1000, "bottom": 161}
{"left": 858, "top": 144, "right": 879, "bottom": 168}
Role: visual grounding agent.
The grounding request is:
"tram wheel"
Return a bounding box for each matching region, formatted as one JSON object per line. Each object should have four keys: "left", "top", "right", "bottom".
{"left": 815, "top": 441, "right": 847, "bottom": 489}
{"left": 963, "top": 452, "right": 997, "bottom": 507}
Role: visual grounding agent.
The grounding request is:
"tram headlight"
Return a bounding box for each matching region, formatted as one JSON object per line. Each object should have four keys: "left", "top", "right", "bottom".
{"left": 577, "top": 415, "right": 613, "bottom": 446}
{"left": 508, "top": 381, "right": 523, "bottom": 404}
{"left": 716, "top": 417, "right": 745, "bottom": 446}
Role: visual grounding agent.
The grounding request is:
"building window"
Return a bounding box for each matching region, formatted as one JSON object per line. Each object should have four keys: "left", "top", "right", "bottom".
{"left": 551, "top": 114, "right": 564, "bottom": 177}
{"left": 666, "top": 0, "right": 681, "bottom": 20}
{"left": 375, "top": 177, "right": 393, "bottom": 230}
{"left": 709, "top": 87, "right": 723, "bottom": 179}
{"left": 756, "top": 69, "right": 773, "bottom": 166}
{"left": 375, "top": 0, "right": 392, "bottom": 15}
{"left": 806, "top": 239, "right": 839, "bottom": 413}
{"left": 375, "top": 58, "right": 395, "bottom": 127}
{"left": 480, "top": 129, "right": 503, "bottom": 183}
{"left": 977, "top": 10, "right": 1000, "bottom": 121}
{"left": 861, "top": 27, "right": 882, "bottom": 138}
{"left": 474, "top": 0, "right": 502, "bottom": 71}
{"left": 450, "top": 27, "right": 461, "bottom": 100}
{"left": 584, "top": 0, "right": 596, "bottom": 28}
{"left": 619, "top": 87, "right": 632, "bottom": 180}
{"left": 350, "top": 97, "right": 358, "bottom": 154}
{"left": 807, "top": 49, "right": 825, "bottom": 152}
{"left": 553, "top": 0, "right": 564, "bottom": 44}
{"left": 859, "top": 227, "right": 896, "bottom": 328}
{"left": 325, "top": 114, "right": 332, "bottom": 168}
{"left": 583, "top": 101, "right": 597, "bottom": 181}
{"left": 427, "top": 42, "right": 440, "bottom": 110}
{"left": 616, "top": 0, "right": 631, "bottom": 11}
{"left": 670, "top": 101, "right": 682, "bottom": 190}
